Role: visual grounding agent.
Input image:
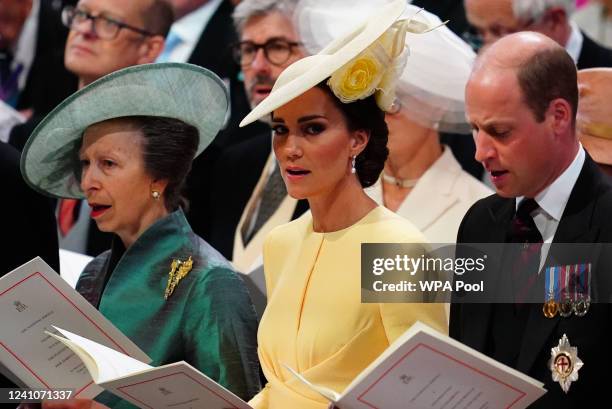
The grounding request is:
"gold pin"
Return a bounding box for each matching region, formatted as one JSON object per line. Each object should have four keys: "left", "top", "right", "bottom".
{"left": 164, "top": 256, "right": 193, "bottom": 300}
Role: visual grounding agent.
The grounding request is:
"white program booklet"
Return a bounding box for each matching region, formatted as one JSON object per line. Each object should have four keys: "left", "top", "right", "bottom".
{"left": 286, "top": 321, "right": 547, "bottom": 409}
{"left": 0, "top": 257, "right": 150, "bottom": 398}
{"left": 48, "top": 327, "right": 253, "bottom": 409}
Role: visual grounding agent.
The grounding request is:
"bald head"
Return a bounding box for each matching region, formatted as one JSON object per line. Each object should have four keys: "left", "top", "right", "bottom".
{"left": 473, "top": 32, "right": 557, "bottom": 73}
{"left": 470, "top": 32, "right": 577, "bottom": 123}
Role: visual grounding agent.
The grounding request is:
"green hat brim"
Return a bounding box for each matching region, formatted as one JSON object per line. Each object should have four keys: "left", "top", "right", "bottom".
{"left": 20, "top": 62, "right": 229, "bottom": 199}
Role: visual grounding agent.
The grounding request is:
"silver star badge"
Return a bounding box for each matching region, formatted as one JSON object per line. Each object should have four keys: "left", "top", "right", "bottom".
{"left": 549, "top": 334, "right": 583, "bottom": 393}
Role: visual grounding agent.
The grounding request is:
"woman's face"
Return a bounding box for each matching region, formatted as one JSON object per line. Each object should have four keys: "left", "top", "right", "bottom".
{"left": 79, "top": 119, "right": 166, "bottom": 245}
{"left": 385, "top": 106, "right": 431, "bottom": 156}
{"left": 271, "top": 87, "right": 367, "bottom": 200}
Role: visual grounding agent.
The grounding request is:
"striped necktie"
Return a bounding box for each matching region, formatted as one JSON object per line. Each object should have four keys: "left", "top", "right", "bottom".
{"left": 241, "top": 165, "right": 286, "bottom": 245}
{"left": 507, "top": 198, "right": 544, "bottom": 304}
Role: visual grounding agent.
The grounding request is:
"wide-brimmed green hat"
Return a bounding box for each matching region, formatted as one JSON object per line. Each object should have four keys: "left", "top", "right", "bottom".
{"left": 20, "top": 62, "right": 229, "bottom": 199}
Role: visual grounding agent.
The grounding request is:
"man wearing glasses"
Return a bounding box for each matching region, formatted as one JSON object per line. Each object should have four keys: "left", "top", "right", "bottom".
{"left": 465, "top": 0, "right": 612, "bottom": 69}
{"left": 56, "top": 0, "right": 173, "bottom": 258}
{"left": 206, "top": 0, "right": 309, "bottom": 316}
{"left": 63, "top": 0, "right": 170, "bottom": 88}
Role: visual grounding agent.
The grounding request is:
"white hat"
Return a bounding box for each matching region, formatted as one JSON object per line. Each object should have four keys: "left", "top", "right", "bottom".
{"left": 239, "top": 0, "right": 437, "bottom": 127}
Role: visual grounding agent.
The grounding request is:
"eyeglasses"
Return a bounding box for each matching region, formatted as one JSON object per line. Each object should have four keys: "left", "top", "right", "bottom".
{"left": 232, "top": 39, "right": 302, "bottom": 67}
{"left": 61, "top": 6, "right": 153, "bottom": 40}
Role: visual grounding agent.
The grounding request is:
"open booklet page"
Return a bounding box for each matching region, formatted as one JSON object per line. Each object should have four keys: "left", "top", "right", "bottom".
{"left": 289, "top": 321, "right": 546, "bottom": 409}
{"left": 47, "top": 327, "right": 152, "bottom": 384}
{"left": 51, "top": 326, "right": 253, "bottom": 409}
{"left": 0, "top": 257, "right": 150, "bottom": 398}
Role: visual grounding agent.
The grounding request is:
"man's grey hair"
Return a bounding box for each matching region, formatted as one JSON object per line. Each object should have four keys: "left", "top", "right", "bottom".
{"left": 512, "top": 0, "right": 575, "bottom": 23}
{"left": 232, "top": 0, "right": 298, "bottom": 35}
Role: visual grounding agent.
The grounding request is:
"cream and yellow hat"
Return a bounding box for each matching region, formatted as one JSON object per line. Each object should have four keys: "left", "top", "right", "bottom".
{"left": 577, "top": 68, "right": 612, "bottom": 165}
{"left": 239, "top": 0, "right": 436, "bottom": 127}
{"left": 296, "top": 0, "right": 476, "bottom": 133}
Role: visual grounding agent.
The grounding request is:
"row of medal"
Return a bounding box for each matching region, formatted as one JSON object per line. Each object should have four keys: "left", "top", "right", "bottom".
{"left": 542, "top": 264, "right": 591, "bottom": 319}
{"left": 542, "top": 294, "right": 590, "bottom": 318}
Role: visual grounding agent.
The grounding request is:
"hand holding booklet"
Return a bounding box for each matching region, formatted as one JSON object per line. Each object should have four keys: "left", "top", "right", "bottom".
{"left": 47, "top": 322, "right": 545, "bottom": 409}
{"left": 1, "top": 258, "right": 546, "bottom": 408}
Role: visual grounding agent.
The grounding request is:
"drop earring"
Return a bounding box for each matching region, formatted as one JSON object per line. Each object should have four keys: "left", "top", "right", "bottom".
{"left": 351, "top": 155, "right": 356, "bottom": 174}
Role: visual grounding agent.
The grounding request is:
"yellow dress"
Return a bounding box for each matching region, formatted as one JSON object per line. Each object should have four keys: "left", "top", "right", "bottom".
{"left": 250, "top": 206, "right": 447, "bottom": 409}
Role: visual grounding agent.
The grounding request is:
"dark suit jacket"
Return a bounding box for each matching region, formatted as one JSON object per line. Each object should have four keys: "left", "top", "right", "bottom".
{"left": 1, "top": 141, "right": 59, "bottom": 388}
{"left": 9, "top": 0, "right": 78, "bottom": 152}
{"left": 1, "top": 142, "right": 59, "bottom": 273}
{"left": 205, "top": 131, "right": 308, "bottom": 260}
{"left": 183, "top": 0, "right": 270, "bottom": 239}
{"left": 450, "top": 155, "right": 612, "bottom": 408}
{"left": 17, "top": 0, "right": 78, "bottom": 114}
{"left": 577, "top": 31, "right": 612, "bottom": 69}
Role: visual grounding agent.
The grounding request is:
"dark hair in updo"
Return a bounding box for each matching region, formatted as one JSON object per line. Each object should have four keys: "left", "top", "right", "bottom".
{"left": 316, "top": 81, "right": 388, "bottom": 188}
{"left": 132, "top": 116, "right": 199, "bottom": 211}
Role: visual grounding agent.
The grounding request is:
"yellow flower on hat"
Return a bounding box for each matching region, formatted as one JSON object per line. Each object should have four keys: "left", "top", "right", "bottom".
{"left": 327, "top": 18, "right": 414, "bottom": 110}
{"left": 328, "top": 49, "right": 384, "bottom": 104}
{"left": 326, "top": 13, "right": 444, "bottom": 112}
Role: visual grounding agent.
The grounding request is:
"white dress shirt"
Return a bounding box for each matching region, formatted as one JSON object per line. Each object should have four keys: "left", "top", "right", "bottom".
{"left": 517, "top": 145, "right": 585, "bottom": 269}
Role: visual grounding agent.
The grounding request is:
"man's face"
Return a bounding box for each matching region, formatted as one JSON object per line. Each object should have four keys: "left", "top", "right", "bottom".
{"left": 465, "top": 0, "right": 525, "bottom": 50}
{"left": 466, "top": 68, "right": 558, "bottom": 198}
{"left": 240, "top": 12, "right": 304, "bottom": 108}
{"left": 0, "top": 0, "right": 32, "bottom": 49}
{"left": 64, "top": 0, "right": 155, "bottom": 86}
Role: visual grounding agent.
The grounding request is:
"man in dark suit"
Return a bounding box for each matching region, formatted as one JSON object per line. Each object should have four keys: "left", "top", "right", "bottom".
{"left": 465, "top": 0, "right": 612, "bottom": 69}
{"left": 158, "top": 0, "right": 270, "bottom": 239}
{"left": 158, "top": 0, "right": 267, "bottom": 237}
{"left": 2, "top": 0, "right": 78, "bottom": 150}
{"left": 450, "top": 32, "right": 612, "bottom": 408}
{"left": 161, "top": 0, "right": 260, "bottom": 148}
{"left": 205, "top": 0, "right": 308, "bottom": 266}
{"left": 454, "top": 0, "right": 612, "bottom": 181}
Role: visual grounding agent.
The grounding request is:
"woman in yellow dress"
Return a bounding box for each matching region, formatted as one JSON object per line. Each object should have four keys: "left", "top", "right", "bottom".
{"left": 239, "top": 1, "right": 447, "bottom": 407}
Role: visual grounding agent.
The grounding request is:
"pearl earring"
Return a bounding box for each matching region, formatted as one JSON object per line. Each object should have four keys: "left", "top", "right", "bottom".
{"left": 351, "top": 155, "right": 356, "bottom": 174}
{"left": 152, "top": 190, "right": 161, "bottom": 200}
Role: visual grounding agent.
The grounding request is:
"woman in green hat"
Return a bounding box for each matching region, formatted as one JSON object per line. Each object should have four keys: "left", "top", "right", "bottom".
{"left": 21, "top": 63, "right": 261, "bottom": 408}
